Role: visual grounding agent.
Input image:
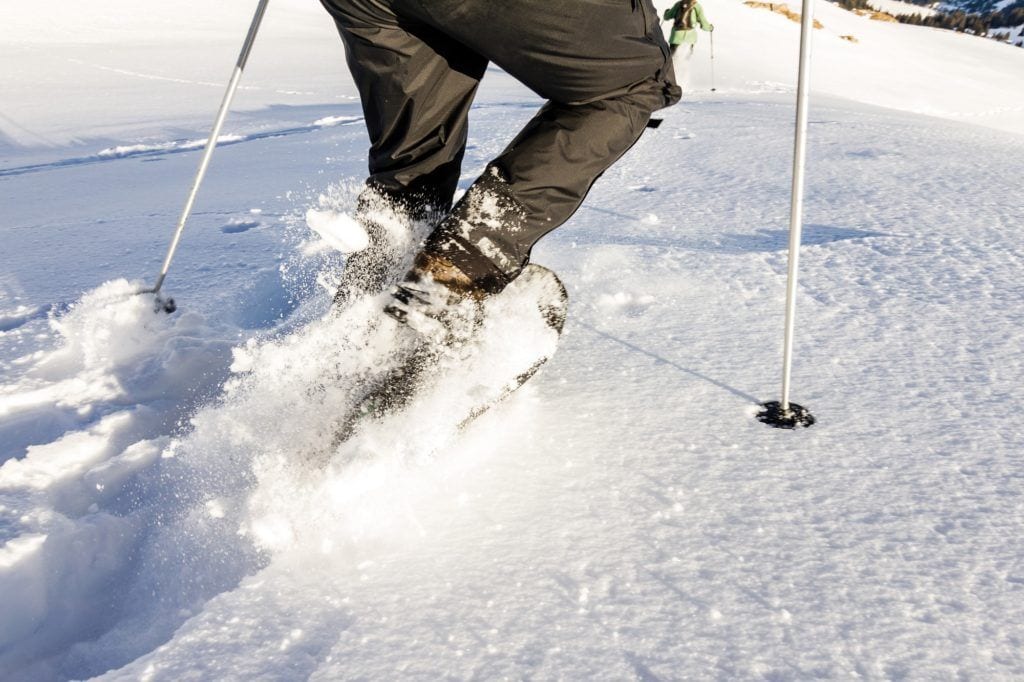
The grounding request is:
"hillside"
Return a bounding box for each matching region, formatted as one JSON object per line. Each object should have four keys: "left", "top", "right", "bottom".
{"left": 941, "top": 0, "right": 1020, "bottom": 14}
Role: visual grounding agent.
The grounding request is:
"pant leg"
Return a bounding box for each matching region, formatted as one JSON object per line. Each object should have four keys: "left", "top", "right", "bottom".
{"left": 320, "top": 0, "right": 488, "bottom": 214}
{"left": 404, "top": 0, "right": 681, "bottom": 288}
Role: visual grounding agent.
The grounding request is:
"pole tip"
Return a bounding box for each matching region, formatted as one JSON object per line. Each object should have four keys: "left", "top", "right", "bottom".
{"left": 757, "top": 400, "right": 815, "bottom": 429}
{"left": 154, "top": 296, "right": 176, "bottom": 314}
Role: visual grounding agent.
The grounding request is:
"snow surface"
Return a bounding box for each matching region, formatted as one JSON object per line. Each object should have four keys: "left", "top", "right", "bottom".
{"left": 992, "top": 22, "right": 1024, "bottom": 46}
{"left": 865, "top": 0, "right": 939, "bottom": 17}
{"left": 2, "top": 0, "right": 1024, "bottom": 679}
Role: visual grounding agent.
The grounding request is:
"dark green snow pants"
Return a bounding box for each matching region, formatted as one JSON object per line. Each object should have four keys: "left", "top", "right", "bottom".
{"left": 320, "top": 0, "right": 681, "bottom": 291}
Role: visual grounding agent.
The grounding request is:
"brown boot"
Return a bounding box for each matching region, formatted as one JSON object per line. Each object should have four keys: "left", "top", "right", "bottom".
{"left": 331, "top": 186, "right": 447, "bottom": 308}
{"left": 384, "top": 251, "right": 489, "bottom": 343}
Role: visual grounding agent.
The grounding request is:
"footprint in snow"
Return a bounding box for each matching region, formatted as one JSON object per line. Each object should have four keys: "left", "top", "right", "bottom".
{"left": 0, "top": 304, "right": 51, "bottom": 332}
{"left": 221, "top": 218, "right": 260, "bottom": 234}
{"left": 846, "top": 148, "right": 900, "bottom": 159}
{"left": 597, "top": 291, "right": 657, "bottom": 318}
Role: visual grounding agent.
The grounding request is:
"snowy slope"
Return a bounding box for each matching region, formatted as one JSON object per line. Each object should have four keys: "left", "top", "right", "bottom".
{"left": 941, "top": 0, "right": 1020, "bottom": 12}
{"left": 993, "top": 22, "right": 1024, "bottom": 45}
{"left": 866, "top": 0, "right": 939, "bottom": 17}
{"left": 678, "top": 0, "right": 1024, "bottom": 135}
{"left": 3, "top": 1, "right": 1024, "bottom": 680}
{"left": 3, "top": 0, "right": 1024, "bottom": 150}
{"left": 0, "top": 0, "right": 349, "bottom": 147}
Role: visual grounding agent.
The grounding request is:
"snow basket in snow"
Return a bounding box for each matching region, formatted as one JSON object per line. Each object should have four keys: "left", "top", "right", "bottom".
{"left": 154, "top": 295, "right": 176, "bottom": 314}
{"left": 757, "top": 401, "right": 815, "bottom": 429}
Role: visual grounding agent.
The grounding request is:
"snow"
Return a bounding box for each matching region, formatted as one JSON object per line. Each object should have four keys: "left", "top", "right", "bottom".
{"left": 993, "top": 23, "right": 1024, "bottom": 46}
{"left": 865, "top": 0, "right": 939, "bottom": 17}
{"left": 305, "top": 209, "right": 370, "bottom": 254}
{"left": 2, "top": 0, "right": 1024, "bottom": 679}
{"left": 684, "top": 0, "right": 1024, "bottom": 136}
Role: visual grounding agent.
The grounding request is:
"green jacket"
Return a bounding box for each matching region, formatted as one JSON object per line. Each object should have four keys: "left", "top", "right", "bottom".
{"left": 663, "top": 1, "right": 713, "bottom": 45}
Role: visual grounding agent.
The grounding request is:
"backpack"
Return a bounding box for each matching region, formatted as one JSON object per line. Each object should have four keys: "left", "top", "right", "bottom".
{"left": 674, "top": 3, "right": 697, "bottom": 30}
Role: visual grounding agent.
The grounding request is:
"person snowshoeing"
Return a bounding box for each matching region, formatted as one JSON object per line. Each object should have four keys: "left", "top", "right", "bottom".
{"left": 663, "top": 0, "right": 714, "bottom": 57}
{"left": 320, "top": 0, "right": 680, "bottom": 359}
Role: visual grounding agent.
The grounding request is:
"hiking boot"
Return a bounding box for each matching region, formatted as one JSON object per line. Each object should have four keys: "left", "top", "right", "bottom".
{"left": 330, "top": 252, "right": 490, "bottom": 440}
{"left": 332, "top": 186, "right": 446, "bottom": 307}
{"left": 383, "top": 251, "right": 489, "bottom": 345}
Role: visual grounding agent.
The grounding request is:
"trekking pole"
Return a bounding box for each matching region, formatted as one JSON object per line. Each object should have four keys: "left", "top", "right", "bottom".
{"left": 709, "top": 30, "right": 716, "bottom": 92}
{"left": 757, "top": 0, "right": 815, "bottom": 429}
{"left": 141, "top": 0, "right": 271, "bottom": 313}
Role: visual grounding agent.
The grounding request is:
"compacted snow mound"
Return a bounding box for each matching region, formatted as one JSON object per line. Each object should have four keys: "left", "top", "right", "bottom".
{"left": 0, "top": 279, "right": 241, "bottom": 678}
{"left": 1, "top": 279, "right": 237, "bottom": 462}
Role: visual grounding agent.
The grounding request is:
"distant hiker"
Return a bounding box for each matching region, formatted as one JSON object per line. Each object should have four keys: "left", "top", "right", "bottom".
{"left": 663, "top": 0, "right": 714, "bottom": 57}
{"left": 320, "top": 0, "right": 681, "bottom": 343}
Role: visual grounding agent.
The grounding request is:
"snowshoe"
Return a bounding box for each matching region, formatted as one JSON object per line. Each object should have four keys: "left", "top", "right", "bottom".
{"left": 330, "top": 263, "right": 568, "bottom": 454}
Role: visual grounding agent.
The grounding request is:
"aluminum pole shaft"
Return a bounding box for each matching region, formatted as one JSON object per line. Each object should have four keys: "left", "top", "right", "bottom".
{"left": 780, "top": 0, "right": 815, "bottom": 413}
{"left": 148, "top": 0, "right": 271, "bottom": 295}
{"left": 709, "top": 31, "right": 716, "bottom": 92}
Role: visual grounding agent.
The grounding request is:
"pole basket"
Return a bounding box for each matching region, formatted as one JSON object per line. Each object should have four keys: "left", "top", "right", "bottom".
{"left": 154, "top": 296, "right": 177, "bottom": 314}
{"left": 757, "top": 401, "right": 815, "bottom": 429}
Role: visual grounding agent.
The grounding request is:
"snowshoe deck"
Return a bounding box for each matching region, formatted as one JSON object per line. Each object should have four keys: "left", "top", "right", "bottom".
{"left": 332, "top": 264, "right": 568, "bottom": 451}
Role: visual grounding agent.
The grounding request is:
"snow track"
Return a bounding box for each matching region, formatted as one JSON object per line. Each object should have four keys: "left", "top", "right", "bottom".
{"left": 0, "top": 116, "right": 362, "bottom": 180}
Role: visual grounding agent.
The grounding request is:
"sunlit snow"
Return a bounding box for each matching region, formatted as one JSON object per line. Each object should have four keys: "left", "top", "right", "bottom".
{"left": 2, "top": 0, "right": 1023, "bottom": 679}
